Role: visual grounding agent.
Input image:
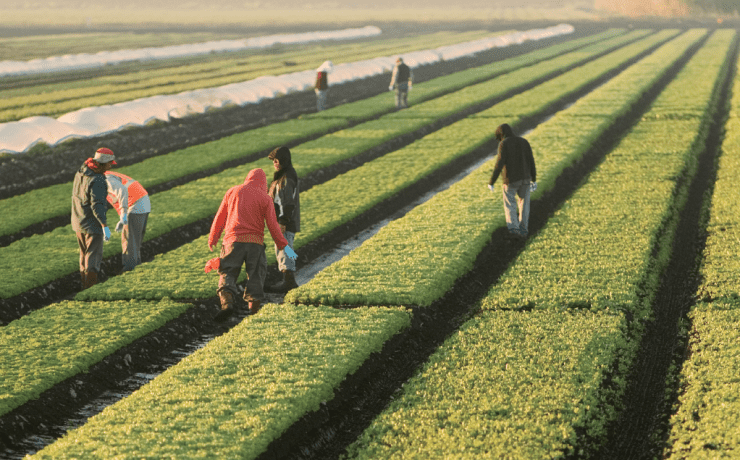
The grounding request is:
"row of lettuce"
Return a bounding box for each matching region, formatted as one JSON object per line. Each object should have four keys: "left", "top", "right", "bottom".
{"left": 663, "top": 36, "right": 740, "bottom": 458}
{"left": 0, "top": 30, "right": 496, "bottom": 123}
{"left": 6, "top": 28, "right": 733, "bottom": 458}
{"left": 0, "top": 29, "right": 641, "bottom": 299}
{"left": 0, "top": 27, "right": 658, "bottom": 418}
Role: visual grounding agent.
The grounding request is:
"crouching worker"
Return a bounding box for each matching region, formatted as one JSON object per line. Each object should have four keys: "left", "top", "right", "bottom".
{"left": 208, "top": 168, "right": 298, "bottom": 322}
{"left": 71, "top": 148, "right": 114, "bottom": 289}
{"left": 266, "top": 146, "right": 301, "bottom": 293}
{"left": 104, "top": 161, "right": 151, "bottom": 273}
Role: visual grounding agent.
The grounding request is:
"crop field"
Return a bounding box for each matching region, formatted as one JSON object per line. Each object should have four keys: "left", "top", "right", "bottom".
{"left": 1, "top": 20, "right": 739, "bottom": 460}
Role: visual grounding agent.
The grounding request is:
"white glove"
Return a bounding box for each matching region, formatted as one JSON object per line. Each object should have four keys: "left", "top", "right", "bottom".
{"left": 389, "top": 85, "right": 394, "bottom": 91}
{"left": 115, "top": 220, "right": 125, "bottom": 233}
{"left": 103, "top": 226, "right": 112, "bottom": 242}
{"left": 487, "top": 184, "right": 494, "bottom": 192}
{"left": 530, "top": 182, "right": 538, "bottom": 192}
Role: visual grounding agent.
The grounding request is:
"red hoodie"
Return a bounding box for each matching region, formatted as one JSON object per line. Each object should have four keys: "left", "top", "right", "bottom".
{"left": 208, "top": 168, "right": 289, "bottom": 250}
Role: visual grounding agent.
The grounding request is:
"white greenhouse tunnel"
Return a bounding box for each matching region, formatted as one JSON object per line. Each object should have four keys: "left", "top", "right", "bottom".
{"left": 0, "top": 24, "right": 573, "bottom": 154}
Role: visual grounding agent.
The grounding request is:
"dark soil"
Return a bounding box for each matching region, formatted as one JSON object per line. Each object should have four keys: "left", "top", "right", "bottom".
{"left": 0, "top": 21, "right": 726, "bottom": 460}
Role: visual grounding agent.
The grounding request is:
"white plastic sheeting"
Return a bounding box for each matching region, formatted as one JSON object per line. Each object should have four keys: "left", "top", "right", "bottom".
{"left": 0, "top": 24, "right": 573, "bottom": 154}
{"left": 0, "top": 26, "right": 382, "bottom": 78}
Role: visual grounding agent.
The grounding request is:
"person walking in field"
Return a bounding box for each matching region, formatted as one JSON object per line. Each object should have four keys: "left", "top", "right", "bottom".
{"left": 488, "top": 123, "right": 537, "bottom": 239}
{"left": 208, "top": 168, "right": 298, "bottom": 322}
{"left": 265, "top": 146, "right": 301, "bottom": 293}
{"left": 315, "top": 60, "right": 332, "bottom": 111}
{"left": 389, "top": 57, "right": 413, "bottom": 109}
{"left": 104, "top": 161, "right": 151, "bottom": 273}
{"left": 71, "top": 147, "right": 114, "bottom": 289}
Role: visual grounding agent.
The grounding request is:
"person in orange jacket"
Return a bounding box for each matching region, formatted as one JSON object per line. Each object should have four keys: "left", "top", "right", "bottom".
{"left": 104, "top": 157, "right": 151, "bottom": 273}
{"left": 208, "top": 168, "right": 298, "bottom": 322}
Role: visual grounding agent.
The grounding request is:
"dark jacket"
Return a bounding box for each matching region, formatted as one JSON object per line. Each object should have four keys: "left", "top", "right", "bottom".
{"left": 71, "top": 161, "right": 108, "bottom": 234}
{"left": 315, "top": 71, "right": 328, "bottom": 91}
{"left": 269, "top": 147, "right": 301, "bottom": 233}
{"left": 489, "top": 124, "right": 536, "bottom": 186}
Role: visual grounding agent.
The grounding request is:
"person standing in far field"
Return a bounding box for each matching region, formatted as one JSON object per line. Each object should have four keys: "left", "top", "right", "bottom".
{"left": 315, "top": 60, "right": 332, "bottom": 111}
{"left": 389, "top": 57, "right": 413, "bottom": 109}
{"left": 207, "top": 168, "right": 298, "bottom": 322}
{"left": 71, "top": 147, "right": 113, "bottom": 289}
{"left": 265, "top": 146, "right": 301, "bottom": 293}
{"left": 488, "top": 123, "right": 537, "bottom": 239}
{"left": 104, "top": 157, "right": 151, "bottom": 273}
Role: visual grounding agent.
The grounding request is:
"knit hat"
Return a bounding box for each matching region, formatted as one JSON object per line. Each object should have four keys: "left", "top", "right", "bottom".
{"left": 93, "top": 147, "right": 117, "bottom": 165}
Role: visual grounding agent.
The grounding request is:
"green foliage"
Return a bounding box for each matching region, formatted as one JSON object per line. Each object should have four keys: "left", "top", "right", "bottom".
{"left": 30, "top": 305, "right": 411, "bottom": 459}
{"left": 0, "top": 298, "right": 190, "bottom": 417}
{"left": 342, "top": 310, "right": 630, "bottom": 458}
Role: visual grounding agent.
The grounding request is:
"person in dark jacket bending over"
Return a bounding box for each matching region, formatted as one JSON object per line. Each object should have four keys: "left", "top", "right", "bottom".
{"left": 265, "top": 146, "right": 301, "bottom": 293}
{"left": 72, "top": 147, "right": 114, "bottom": 289}
{"left": 488, "top": 123, "right": 537, "bottom": 239}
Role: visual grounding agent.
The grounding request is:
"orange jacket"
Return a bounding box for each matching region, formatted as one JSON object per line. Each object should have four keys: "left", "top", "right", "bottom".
{"left": 104, "top": 171, "right": 148, "bottom": 215}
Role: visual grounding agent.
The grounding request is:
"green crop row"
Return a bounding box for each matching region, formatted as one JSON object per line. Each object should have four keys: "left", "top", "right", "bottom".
{"left": 286, "top": 28, "right": 704, "bottom": 307}
{"left": 663, "top": 47, "right": 740, "bottom": 458}
{"left": 0, "top": 30, "right": 496, "bottom": 122}
{"left": 0, "top": 29, "right": 623, "bottom": 239}
{"left": 29, "top": 305, "right": 411, "bottom": 459}
{"left": 0, "top": 30, "right": 637, "bottom": 299}
{"left": 73, "top": 29, "right": 673, "bottom": 304}
{"left": 343, "top": 309, "right": 629, "bottom": 458}
{"left": 341, "top": 29, "right": 735, "bottom": 459}
{"left": 0, "top": 298, "right": 191, "bottom": 416}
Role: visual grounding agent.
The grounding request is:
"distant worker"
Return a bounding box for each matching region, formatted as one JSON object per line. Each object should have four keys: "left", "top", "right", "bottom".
{"left": 71, "top": 147, "right": 113, "bottom": 289}
{"left": 208, "top": 168, "right": 298, "bottom": 322}
{"left": 104, "top": 161, "right": 151, "bottom": 273}
{"left": 389, "top": 57, "right": 413, "bottom": 109}
{"left": 315, "top": 60, "right": 333, "bottom": 111}
{"left": 488, "top": 123, "right": 537, "bottom": 239}
{"left": 265, "top": 146, "right": 301, "bottom": 293}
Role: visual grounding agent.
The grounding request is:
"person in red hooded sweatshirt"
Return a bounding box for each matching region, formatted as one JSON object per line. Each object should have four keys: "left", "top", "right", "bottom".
{"left": 208, "top": 168, "right": 298, "bottom": 322}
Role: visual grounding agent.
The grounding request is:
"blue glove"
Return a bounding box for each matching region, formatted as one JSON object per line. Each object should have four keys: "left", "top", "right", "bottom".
{"left": 530, "top": 182, "right": 538, "bottom": 192}
{"left": 284, "top": 246, "right": 298, "bottom": 260}
{"left": 103, "top": 226, "right": 112, "bottom": 242}
{"left": 121, "top": 213, "right": 128, "bottom": 225}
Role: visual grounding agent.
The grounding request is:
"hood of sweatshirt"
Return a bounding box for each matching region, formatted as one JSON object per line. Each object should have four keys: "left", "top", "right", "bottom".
{"left": 244, "top": 168, "right": 267, "bottom": 192}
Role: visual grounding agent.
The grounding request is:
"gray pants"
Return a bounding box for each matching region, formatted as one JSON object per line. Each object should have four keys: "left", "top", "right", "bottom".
{"left": 218, "top": 242, "right": 267, "bottom": 302}
{"left": 275, "top": 231, "right": 296, "bottom": 272}
{"left": 395, "top": 83, "right": 409, "bottom": 109}
{"left": 76, "top": 232, "right": 104, "bottom": 273}
{"left": 316, "top": 89, "right": 328, "bottom": 111}
{"left": 503, "top": 179, "right": 531, "bottom": 235}
{"left": 121, "top": 212, "right": 148, "bottom": 272}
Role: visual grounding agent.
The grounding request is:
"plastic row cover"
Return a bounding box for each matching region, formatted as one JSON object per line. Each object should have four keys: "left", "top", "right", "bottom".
{"left": 0, "top": 24, "right": 573, "bottom": 154}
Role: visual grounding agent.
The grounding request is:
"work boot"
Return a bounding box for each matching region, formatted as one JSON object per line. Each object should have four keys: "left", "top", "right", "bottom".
{"left": 265, "top": 270, "right": 299, "bottom": 293}
{"left": 214, "top": 291, "right": 235, "bottom": 322}
{"left": 248, "top": 299, "right": 261, "bottom": 315}
{"left": 83, "top": 270, "right": 98, "bottom": 289}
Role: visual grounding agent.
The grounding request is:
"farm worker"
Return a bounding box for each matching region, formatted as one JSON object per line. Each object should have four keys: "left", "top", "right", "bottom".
{"left": 104, "top": 165, "right": 151, "bottom": 273}
{"left": 315, "top": 60, "right": 332, "bottom": 111}
{"left": 488, "top": 123, "right": 537, "bottom": 239}
{"left": 265, "top": 146, "right": 301, "bottom": 293}
{"left": 208, "top": 168, "right": 298, "bottom": 322}
{"left": 389, "top": 57, "right": 413, "bottom": 109}
{"left": 71, "top": 147, "right": 113, "bottom": 289}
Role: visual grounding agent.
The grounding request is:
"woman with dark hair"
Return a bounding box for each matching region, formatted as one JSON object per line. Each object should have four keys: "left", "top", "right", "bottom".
{"left": 266, "top": 146, "right": 301, "bottom": 292}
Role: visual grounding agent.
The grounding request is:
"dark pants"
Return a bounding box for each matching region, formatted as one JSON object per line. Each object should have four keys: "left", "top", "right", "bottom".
{"left": 76, "top": 232, "right": 104, "bottom": 273}
{"left": 217, "top": 242, "right": 267, "bottom": 302}
{"left": 121, "top": 212, "right": 148, "bottom": 272}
